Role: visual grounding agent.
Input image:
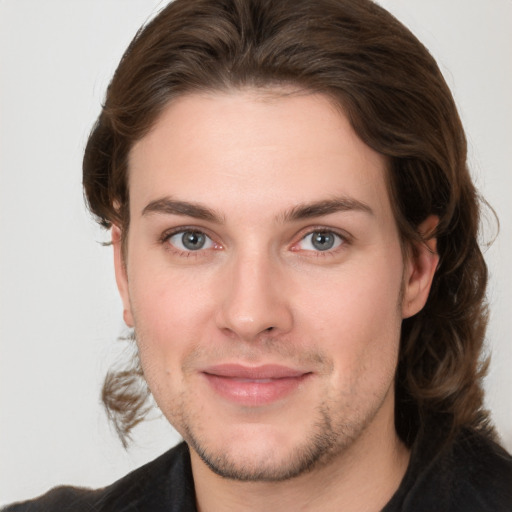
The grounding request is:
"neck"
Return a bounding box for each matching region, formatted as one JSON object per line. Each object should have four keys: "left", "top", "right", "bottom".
{"left": 190, "top": 406, "right": 410, "bottom": 512}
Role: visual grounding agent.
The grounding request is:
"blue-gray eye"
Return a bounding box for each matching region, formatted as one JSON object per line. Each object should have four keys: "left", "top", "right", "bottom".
{"left": 299, "top": 231, "right": 343, "bottom": 252}
{"left": 182, "top": 231, "right": 206, "bottom": 250}
{"left": 168, "top": 230, "right": 214, "bottom": 251}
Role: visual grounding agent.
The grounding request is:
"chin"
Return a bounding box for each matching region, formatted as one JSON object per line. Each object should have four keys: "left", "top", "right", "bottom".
{"left": 183, "top": 409, "right": 353, "bottom": 482}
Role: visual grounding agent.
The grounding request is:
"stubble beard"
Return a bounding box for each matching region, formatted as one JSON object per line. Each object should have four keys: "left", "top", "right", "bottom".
{"left": 176, "top": 393, "right": 378, "bottom": 483}
{"left": 135, "top": 326, "right": 399, "bottom": 483}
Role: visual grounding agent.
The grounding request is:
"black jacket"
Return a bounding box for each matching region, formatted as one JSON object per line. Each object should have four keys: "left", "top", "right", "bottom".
{"left": 4, "top": 429, "right": 512, "bottom": 511}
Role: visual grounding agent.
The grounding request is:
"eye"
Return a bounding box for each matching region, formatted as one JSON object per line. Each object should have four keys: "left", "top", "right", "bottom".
{"left": 297, "top": 230, "right": 344, "bottom": 252}
{"left": 166, "top": 230, "right": 215, "bottom": 252}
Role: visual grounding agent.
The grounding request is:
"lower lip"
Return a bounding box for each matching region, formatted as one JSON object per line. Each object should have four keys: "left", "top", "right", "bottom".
{"left": 203, "top": 373, "right": 310, "bottom": 406}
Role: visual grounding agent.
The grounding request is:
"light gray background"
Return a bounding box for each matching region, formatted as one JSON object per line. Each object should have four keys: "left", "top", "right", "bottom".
{"left": 1, "top": 0, "right": 511, "bottom": 505}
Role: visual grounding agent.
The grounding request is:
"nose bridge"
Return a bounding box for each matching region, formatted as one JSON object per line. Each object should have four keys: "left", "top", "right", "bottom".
{"left": 217, "top": 244, "right": 292, "bottom": 340}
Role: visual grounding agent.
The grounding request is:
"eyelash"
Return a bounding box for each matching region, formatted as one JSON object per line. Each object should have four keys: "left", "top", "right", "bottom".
{"left": 291, "top": 228, "right": 349, "bottom": 256}
{"left": 159, "top": 227, "right": 221, "bottom": 257}
{"left": 159, "top": 226, "right": 350, "bottom": 257}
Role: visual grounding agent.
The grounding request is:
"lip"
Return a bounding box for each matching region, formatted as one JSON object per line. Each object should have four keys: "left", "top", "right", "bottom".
{"left": 202, "top": 364, "right": 311, "bottom": 406}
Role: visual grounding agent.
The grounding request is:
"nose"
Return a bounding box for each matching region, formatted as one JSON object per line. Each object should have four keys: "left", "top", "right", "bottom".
{"left": 215, "top": 248, "right": 294, "bottom": 342}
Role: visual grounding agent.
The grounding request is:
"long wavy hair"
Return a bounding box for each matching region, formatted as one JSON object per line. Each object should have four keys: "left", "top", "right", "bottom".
{"left": 83, "top": 0, "right": 494, "bottom": 448}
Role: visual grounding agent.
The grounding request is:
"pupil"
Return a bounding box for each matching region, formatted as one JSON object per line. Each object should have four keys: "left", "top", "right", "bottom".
{"left": 312, "top": 232, "right": 334, "bottom": 251}
{"left": 182, "top": 231, "right": 205, "bottom": 250}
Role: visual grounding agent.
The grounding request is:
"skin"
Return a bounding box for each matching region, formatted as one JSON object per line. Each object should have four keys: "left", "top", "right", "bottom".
{"left": 113, "top": 89, "right": 439, "bottom": 512}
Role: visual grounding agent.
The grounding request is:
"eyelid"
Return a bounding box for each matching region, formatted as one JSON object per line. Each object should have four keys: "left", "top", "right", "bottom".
{"left": 160, "top": 225, "right": 212, "bottom": 242}
{"left": 158, "top": 224, "right": 351, "bottom": 256}
{"left": 159, "top": 226, "right": 222, "bottom": 254}
{"left": 290, "top": 226, "right": 351, "bottom": 253}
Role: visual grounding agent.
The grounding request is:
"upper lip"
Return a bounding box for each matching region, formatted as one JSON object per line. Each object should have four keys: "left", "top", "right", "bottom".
{"left": 203, "top": 364, "right": 309, "bottom": 380}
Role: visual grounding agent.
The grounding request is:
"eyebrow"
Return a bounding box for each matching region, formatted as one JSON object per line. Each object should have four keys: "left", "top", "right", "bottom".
{"left": 142, "top": 198, "right": 224, "bottom": 223}
{"left": 141, "top": 196, "right": 373, "bottom": 224}
{"left": 280, "top": 197, "right": 374, "bottom": 222}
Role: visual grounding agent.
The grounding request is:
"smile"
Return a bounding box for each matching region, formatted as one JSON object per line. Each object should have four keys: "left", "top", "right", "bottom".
{"left": 202, "top": 364, "right": 312, "bottom": 406}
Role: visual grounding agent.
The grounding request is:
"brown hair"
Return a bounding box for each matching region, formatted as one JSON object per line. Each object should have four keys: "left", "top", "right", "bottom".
{"left": 84, "top": 0, "right": 494, "bottom": 447}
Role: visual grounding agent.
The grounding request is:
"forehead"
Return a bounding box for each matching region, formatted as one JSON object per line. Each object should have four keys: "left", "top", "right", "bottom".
{"left": 128, "top": 89, "right": 392, "bottom": 221}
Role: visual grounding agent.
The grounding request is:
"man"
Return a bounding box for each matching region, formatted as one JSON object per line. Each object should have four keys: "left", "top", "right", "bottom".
{"left": 4, "top": 0, "right": 511, "bottom": 510}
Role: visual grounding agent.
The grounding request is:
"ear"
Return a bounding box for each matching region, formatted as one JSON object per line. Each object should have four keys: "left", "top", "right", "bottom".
{"left": 402, "top": 215, "right": 440, "bottom": 319}
{"left": 112, "top": 225, "right": 134, "bottom": 327}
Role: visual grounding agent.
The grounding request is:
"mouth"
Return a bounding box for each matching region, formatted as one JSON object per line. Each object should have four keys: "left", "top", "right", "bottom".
{"left": 201, "top": 364, "right": 312, "bottom": 406}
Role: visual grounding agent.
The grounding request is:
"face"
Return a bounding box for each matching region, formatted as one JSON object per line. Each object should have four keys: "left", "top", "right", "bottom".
{"left": 114, "top": 89, "right": 435, "bottom": 481}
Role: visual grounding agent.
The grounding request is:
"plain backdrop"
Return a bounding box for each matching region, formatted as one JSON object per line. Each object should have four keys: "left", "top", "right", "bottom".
{"left": 1, "top": 0, "right": 511, "bottom": 505}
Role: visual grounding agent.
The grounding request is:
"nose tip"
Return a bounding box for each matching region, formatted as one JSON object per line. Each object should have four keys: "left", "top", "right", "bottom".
{"left": 220, "top": 315, "right": 276, "bottom": 341}
{"left": 217, "top": 303, "right": 291, "bottom": 342}
{"left": 215, "top": 257, "right": 293, "bottom": 342}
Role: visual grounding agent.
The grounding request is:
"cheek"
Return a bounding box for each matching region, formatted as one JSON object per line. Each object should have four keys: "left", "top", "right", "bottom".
{"left": 298, "top": 256, "right": 404, "bottom": 382}
{"left": 127, "top": 263, "right": 213, "bottom": 364}
{"left": 126, "top": 268, "right": 211, "bottom": 409}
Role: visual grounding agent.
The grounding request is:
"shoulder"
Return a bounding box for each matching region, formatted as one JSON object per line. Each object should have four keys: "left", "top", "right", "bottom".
{"left": 2, "top": 442, "right": 196, "bottom": 512}
{"left": 1, "top": 486, "right": 103, "bottom": 512}
{"left": 390, "top": 428, "right": 512, "bottom": 512}
{"left": 446, "top": 429, "right": 512, "bottom": 509}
